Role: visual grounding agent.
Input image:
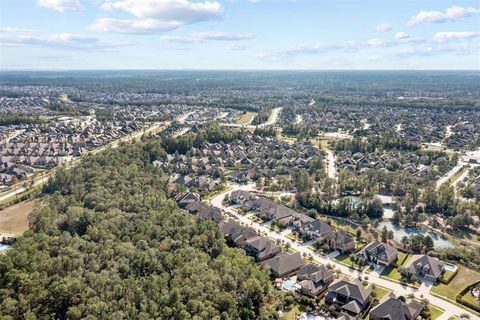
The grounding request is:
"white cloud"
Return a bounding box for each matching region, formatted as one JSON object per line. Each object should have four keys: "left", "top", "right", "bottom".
{"left": 366, "top": 38, "right": 390, "bottom": 47}
{"left": 93, "top": 0, "right": 223, "bottom": 33}
{"left": 433, "top": 31, "right": 480, "bottom": 43}
{"left": 407, "top": 6, "right": 480, "bottom": 27}
{"left": 373, "top": 22, "right": 393, "bottom": 32}
{"left": 37, "top": 0, "right": 83, "bottom": 12}
{"left": 161, "top": 31, "right": 254, "bottom": 43}
{"left": 395, "top": 32, "right": 409, "bottom": 40}
{"left": 0, "top": 28, "right": 127, "bottom": 50}
{"left": 90, "top": 18, "right": 182, "bottom": 33}
{"left": 227, "top": 43, "right": 249, "bottom": 50}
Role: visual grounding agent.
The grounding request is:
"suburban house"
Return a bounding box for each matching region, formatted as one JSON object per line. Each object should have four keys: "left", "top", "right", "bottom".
{"left": 230, "top": 190, "right": 257, "bottom": 205}
{"left": 175, "top": 192, "right": 201, "bottom": 207}
{"left": 325, "top": 278, "right": 372, "bottom": 316}
{"left": 197, "top": 207, "right": 223, "bottom": 222}
{"left": 406, "top": 254, "right": 445, "bottom": 282}
{"left": 370, "top": 293, "right": 423, "bottom": 320}
{"left": 297, "top": 263, "right": 335, "bottom": 297}
{"left": 244, "top": 236, "right": 281, "bottom": 261}
{"left": 297, "top": 219, "right": 334, "bottom": 241}
{"left": 356, "top": 241, "right": 398, "bottom": 266}
{"left": 263, "top": 252, "right": 305, "bottom": 278}
{"left": 325, "top": 231, "right": 355, "bottom": 253}
{"left": 219, "top": 220, "right": 257, "bottom": 248}
{"left": 184, "top": 201, "right": 223, "bottom": 222}
{"left": 185, "top": 201, "right": 208, "bottom": 214}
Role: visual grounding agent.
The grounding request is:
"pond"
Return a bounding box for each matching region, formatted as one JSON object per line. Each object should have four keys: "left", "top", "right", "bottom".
{"left": 378, "top": 222, "right": 454, "bottom": 248}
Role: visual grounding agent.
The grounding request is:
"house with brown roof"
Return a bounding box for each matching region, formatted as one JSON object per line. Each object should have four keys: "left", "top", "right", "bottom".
{"left": 263, "top": 252, "right": 305, "bottom": 278}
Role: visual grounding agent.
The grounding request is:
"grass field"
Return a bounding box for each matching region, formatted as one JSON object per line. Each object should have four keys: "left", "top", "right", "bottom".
{"left": 0, "top": 198, "right": 39, "bottom": 235}
{"left": 236, "top": 112, "right": 256, "bottom": 125}
{"left": 431, "top": 266, "right": 480, "bottom": 301}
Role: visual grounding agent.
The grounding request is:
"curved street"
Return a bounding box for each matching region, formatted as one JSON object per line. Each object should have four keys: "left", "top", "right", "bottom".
{"left": 210, "top": 184, "right": 476, "bottom": 320}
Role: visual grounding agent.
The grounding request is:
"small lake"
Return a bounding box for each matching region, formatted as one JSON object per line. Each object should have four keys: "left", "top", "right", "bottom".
{"left": 378, "top": 221, "right": 454, "bottom": 248}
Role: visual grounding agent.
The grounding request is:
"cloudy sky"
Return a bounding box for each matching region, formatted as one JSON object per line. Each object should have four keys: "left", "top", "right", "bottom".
{"left": 0, "top": 0, "right": 479, "bottom": 69}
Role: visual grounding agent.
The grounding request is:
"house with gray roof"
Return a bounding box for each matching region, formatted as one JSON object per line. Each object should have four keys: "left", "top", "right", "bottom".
{"left": 263, "top": 252, "right": 305, "bottom": 278}
{"left": 370, "top": 293, "right": 423, "bottom": 320}
{"left": 326, "top": 231, "right": 355, "bottom": 253}
{"left": 244, "top": 236, "right": 281, "bottom": 262}
{"left": 325, "top": 278, "right": 372, "bottom": 316}
{"left": 406, "top": 254, "right": 445, "bottom": 282}
{"left": 219, "top": 220, "right": 257, "bottom": 248}
{"left": 357, "top": 241, "right": 398, "bottom": 266}
{"left": 297, "top": 263, "right": 335, "bottom": 297}
{"left": 297, "top": 219, "right": 334, "bottom": 241}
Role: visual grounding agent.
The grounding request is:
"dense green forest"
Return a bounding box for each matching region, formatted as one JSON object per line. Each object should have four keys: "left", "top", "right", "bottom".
{"left": 0, "top": 138, "right": 280, "bottom": 319}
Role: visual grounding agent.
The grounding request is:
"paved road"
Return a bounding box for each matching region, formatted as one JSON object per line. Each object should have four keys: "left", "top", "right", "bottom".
{"left": 324, "top": 149, "right": 337, "bottom": 180}
{"left": 221, "top": 107, "right": 283, "bottom": 129}
{"left": 259, "top": 107, "right": 282, "bottom": 127}
{"left": 210, "top": 184, "right": 476, "bottom": 320}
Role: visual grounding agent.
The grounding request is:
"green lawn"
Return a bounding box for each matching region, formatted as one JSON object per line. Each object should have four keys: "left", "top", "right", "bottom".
{"left": 380, "top": 266, "right": 402, "bottom": 281}
{"left": 335, "top": 253, "right": 354, "bottom": 267}
{"left": 396, "top": 251, "right": 409, "bottom": 266}
{"left": 428, "top": 304, "right": 444, "bottom": 320}
{"left": 431, "top": 266, "right": 480, "bottom": 301}
{"left": 282, "top": 305, "right": 301, "bottom": 320}
{"left": 368, "top": 284, "right": 391, "bottom": 300}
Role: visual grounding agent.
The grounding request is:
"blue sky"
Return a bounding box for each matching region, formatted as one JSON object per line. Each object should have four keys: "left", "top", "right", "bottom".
{"left": 0, "top": 0, "right": 479, "bottom": 69}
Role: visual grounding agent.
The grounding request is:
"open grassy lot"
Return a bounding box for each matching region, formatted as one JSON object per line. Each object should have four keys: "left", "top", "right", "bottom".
{"left": 431, "top": 266, "right": 480, "bottom": 301}
{"left": 0, "top": 198, "right": 39, "bottom": 235}
{"left": 235, "top": 112, "right": 256, "bottom": 125}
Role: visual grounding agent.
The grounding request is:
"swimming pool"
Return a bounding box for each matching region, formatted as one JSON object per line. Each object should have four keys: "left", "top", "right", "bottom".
{"left": 282, "top": 279, "right": 294, "bottom": 291}
{"left": 0, "top": 244, "right": 10, "bottom": 251}
{"left": 444, "top": 263, "right": 457, "bottom": 272}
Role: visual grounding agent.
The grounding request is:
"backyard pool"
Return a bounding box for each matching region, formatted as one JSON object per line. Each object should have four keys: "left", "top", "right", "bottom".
{"left": 305, "top": 314, "right": 325, "bottom": 320}
{"left": 378, "top": 222, "right": 454, "bottom": 248}
{"left": 282, "top": 279, "right": 294, "bottom": 291}
{"left": 444, "top": 263, "right": 457, "bottom": 272}
{"left": 0, "top": 244, "right": 10, "bottom": 251}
